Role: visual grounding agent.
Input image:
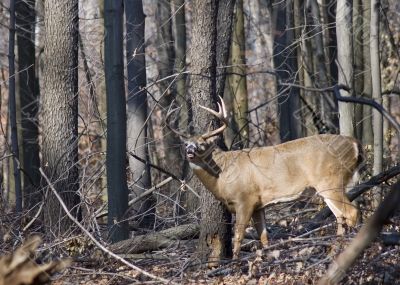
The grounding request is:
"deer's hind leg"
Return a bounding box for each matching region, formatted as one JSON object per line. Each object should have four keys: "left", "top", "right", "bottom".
{"left": 316, "top": 181, "right": 359, "bottom": 235}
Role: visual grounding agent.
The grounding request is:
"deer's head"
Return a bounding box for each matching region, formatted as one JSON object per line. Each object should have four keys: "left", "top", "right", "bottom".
{"left": 166, "top": 96, "right": 228, "bottom": 163}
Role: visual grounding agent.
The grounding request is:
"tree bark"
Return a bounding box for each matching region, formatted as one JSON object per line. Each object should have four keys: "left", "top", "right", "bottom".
{"left": 172, "top": 0, "right": 187, "bottom": 105}
{"left": 8, "top": 0, "right": 23, "bottom": 212}
{"left": 228, "top": 0, "right": 249, "bottom": 147}
{"left": 16, "top": 0, "right": 40, "bottom": 210}
{"left": 353, "top": 0, "right": 364, "bottom": 140}
{"left": 104, "top": 0, "right": 129, "bottom": 242}
{"left": 272, "top": 0, "right": 302, "bottom": 142}
{"left": 190, "top": 0, "right": 232, "bottom": 266}
{"left": 362, "top": 0, "right": 374, "bottom": 146}
{"left": 156, "top": 0, "right": 185, "bottom": 214}
{"left": 336, "top": 0, "right": 355, "bottom": 137}
{"left": 216, "top": 0, "right": 236, "bottom": 100}
{"left": 309, "top": 0, "right": 336, "bottom": 130}
{"left": 125, "top": 0, "right": 154, "bottom": 228}
{"left": 41, "top": 0, "right": 80, "bottom": 235}
{"left": 371, "top": 0, "right": 383, "bottom": 207}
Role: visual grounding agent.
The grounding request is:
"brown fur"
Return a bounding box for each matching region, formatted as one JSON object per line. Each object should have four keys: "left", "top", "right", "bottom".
{"left": 188, "top": 134, "right": 363, "bottom": 259}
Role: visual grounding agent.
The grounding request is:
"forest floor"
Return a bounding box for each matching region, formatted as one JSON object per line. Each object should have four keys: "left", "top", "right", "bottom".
{"left": 47, "top": 195, "right": 400, "bottom": 284}
{"left": 1, "top": 188, "right": 400, "bottom": 284}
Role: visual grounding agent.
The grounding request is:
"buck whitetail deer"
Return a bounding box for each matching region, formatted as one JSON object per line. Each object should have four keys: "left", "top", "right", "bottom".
{"left": 166, "top": 97, "right": 363, "bottom": 259}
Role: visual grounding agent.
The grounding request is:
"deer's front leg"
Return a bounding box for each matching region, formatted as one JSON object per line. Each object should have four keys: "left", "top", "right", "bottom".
{"left": 233, "top": 206, "right": 253, "bottom": 259}
{"left": 252, "top": 209, "right": 268, "bottom": 248}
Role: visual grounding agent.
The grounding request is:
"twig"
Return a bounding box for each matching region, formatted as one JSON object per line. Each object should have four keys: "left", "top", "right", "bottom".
{"left": 39, "top": 167, "right": 175, "bottom": 284}
{"left": 22, "top": 201, "right": 45, "bottom": 232}
{"left": 95, "top": 177, "right": 174, "bottom": 219}
{"left": 207, "top": 223, "right": 334, "bottom": 277}
{"left": 129, "top": 151, "right": 200, "bottom": 199}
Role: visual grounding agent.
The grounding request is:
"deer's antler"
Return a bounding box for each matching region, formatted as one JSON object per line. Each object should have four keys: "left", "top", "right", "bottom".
{"left": 199, "top": 96, "right": 228, "bottom": 140}
{"left": 165, "top": 103, "right": 189, "bottom": 138}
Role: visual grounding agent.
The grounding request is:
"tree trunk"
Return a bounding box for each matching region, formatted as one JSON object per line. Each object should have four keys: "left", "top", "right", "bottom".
{"left": 362, "top": 0, "right": 373, "bottom": 145}
{"left": 104, "top": 0, "right": 129, "bottom": 242}
{"left": 125, "top": 0, "right": 154, "bottom": 228}
{"left": 41, "top": 0, "right": 80, "bottom": 235}
{"left": 309, "top": 0, "right": 336, "bottom": 131}
{"left": 216, "top": 0, "right": 236, "bottom": 100}
{"left": 172, "top": 0, "right": 187, "bottom": 105}
{"left": 156, "top": 0, "right": 188, "bottom": 223}
{"left": 336, "top": 0, "right": 354, "bottom": 137}
{"left": 353, "top": 0, "right": 364, "bottom": 140}
{"left": 190, "top": 0, "right": 232, "bottom": 266}
{"left": 273, "top": 0, "right": 302, "bottom": 142}
{"left": 16, "top": 0, "right": 40, "bottom": 210}
{"left": 228, "top": 0, "right": 248, "bottom": 147}
{"left": 371, "top": 0, "right": 383, "bottom": 206}
{"left": 8, "top": 0, "right": 23, "bottom": 213}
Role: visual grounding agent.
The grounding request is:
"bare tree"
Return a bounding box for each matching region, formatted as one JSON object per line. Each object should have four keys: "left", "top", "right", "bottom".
{"left": 371, "top": 0, "right": 383, "bottom": 206}
{"left": 272, "top": 0, "right": 302, "bottom": 142}
{"left": 189, "top": 0, "right": 232, "bottom": 266}
{"left": 8, "top": 0, "right": 22, "bottom": 212}
{"left": 362, "top": 0, "right": 374, "bottom": 145}
{"left": 104, "top": 0, "right": 129, "bottom": 242}
{"left": 228, "top": 0, "right": 249, "bottom": 147}
{"left": 336, "top": 0, "right": 355, "bottom": 137}
{"left": 41, "top": 0, "right": 80, "bottom": 234}
{"left": 125, "top": 0, "right": 153, "bottom": 228}
{"left": 16, "top": 0, "right": 40, "bottom": 210}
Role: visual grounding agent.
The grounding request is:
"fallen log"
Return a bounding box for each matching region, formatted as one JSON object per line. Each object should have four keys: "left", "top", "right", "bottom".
{"left": 109, "top": 224, "right": 199, "bottom": 254}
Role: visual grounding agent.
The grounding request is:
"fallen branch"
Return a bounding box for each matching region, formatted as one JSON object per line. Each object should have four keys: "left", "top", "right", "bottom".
{"left": 109, "top": 224, "right": 199, "bottom": 254}
{"left": 318, "top": 180, "right": 400, "bottom": 285}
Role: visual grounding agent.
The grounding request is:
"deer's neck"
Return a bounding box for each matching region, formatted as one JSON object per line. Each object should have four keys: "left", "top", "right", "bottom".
{"left": 190, "top": 150, "right": 223, "bottom": 191}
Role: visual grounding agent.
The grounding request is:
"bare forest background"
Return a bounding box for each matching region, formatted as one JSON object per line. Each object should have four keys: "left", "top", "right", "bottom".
{"left": 0, "top": 0, "right": 400, "bottom": 284}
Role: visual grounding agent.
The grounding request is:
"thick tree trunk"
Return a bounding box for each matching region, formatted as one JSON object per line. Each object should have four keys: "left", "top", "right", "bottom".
{"left": 190, "top": 0, "right": 232, "bottom": 266}
{"left": 125, "top": 0, "right": 153, "bottom": 228}
{"left": 336, "top": 0, "right": 355, "bottom": 137}
{"left": 41, "top": 0, "right": 80, "bottom": 235}
{"left": 104, "top": 0, "right": 129, "bottom": 242}
{"left": 16, "top": 0, "right": 40, "bottom": 210}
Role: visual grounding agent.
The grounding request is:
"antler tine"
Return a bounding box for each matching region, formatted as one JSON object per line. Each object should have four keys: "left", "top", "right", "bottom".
{"left": 165, "top": 103, "right": 189, "bottom": 138}
{"left": 199, "top": 96, "right": 228, "bottom": 140}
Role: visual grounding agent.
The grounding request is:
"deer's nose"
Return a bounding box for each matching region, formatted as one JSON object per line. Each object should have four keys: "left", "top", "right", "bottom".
{"left": 186, "top": 144, "right": 197, "bottom": 159}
